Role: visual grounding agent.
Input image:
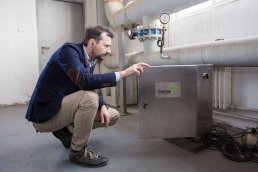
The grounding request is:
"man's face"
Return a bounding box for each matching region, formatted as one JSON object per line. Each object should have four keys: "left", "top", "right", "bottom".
{"left": 92, "top": 32, "right": 112, "bottom": 61}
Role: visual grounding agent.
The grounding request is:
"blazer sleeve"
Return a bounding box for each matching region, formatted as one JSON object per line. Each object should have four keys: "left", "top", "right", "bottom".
{"left": 58, "top": 44, "right": 117, "bottom": 90}
{"left": 99, "top": 98, "right": 106, "bottom": 110}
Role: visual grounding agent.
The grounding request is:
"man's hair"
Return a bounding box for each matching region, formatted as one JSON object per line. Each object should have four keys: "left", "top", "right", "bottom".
{"left": 83, "top": 25, "right": 115, "bottom": 46}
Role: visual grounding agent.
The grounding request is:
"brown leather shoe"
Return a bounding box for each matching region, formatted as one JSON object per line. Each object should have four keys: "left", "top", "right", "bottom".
{"left": 69, "top": 146, "right": 108, "bottom": 167}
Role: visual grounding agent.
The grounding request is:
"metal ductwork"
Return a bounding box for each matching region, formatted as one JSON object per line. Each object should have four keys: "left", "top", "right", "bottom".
{"left": 128, "top": 36, "right": 258, "bottom": 67}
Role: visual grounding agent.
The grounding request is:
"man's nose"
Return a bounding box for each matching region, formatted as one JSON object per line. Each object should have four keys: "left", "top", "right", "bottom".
{"left": 106, "top": 47, "right": 111, "bottom": 54}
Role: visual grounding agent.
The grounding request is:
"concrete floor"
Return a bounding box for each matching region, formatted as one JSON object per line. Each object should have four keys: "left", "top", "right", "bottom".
{"left": 0, "top": 105, "right": 257, "bottom": 172}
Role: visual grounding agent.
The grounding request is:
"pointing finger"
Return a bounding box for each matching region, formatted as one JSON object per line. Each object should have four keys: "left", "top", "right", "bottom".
{"left": 138, "top": 62, "right": 150, "bottom": 67}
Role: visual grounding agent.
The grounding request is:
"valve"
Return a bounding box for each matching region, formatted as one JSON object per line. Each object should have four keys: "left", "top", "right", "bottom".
{"left": 127, "top": 24, "right": 162, "bottom": 41}
{"left": 126, "top": 13, "right": 170, "bottom": 59}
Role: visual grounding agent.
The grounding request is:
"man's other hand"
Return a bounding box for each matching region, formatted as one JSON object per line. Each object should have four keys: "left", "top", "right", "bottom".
{"left": 100, "top": 105, "right": 110, "bottom": 128}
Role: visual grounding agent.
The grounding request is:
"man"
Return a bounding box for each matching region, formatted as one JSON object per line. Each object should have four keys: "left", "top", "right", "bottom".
{"left": 26, "top": 25, "right": 149, "bottom": 167}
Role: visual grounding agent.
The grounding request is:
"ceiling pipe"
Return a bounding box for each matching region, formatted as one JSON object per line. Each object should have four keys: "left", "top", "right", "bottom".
{"left": 104, "top": 0, "right": 207, "bottom": 27}
{"left": 128, "top": 36, "right": 258, "bottom": 67}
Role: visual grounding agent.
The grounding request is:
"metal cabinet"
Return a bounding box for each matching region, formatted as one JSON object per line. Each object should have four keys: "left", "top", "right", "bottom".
{"left": 138, "top": 65, "right": 213, "bottom": 138}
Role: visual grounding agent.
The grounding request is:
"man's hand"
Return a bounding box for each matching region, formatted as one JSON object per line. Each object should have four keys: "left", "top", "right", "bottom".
{"left": 119, "top": 62, "right": 150, "bottom": 79}
{"left": 100, "top": 105, "right": 110, "bottom": 128}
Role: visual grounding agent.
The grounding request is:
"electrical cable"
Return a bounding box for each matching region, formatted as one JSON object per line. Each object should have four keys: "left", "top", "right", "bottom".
{"left": 202, "top": 124, "right": 258, "bottom": 163}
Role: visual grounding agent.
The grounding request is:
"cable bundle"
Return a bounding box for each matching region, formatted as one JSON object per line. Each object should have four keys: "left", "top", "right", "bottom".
{"left": 202, "top": 124, "right": 258, "bottom": 163}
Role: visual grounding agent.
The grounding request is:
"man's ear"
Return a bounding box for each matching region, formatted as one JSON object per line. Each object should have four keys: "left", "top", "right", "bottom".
{"left": 89, "top": 39, "right": 95, "bottom": 47}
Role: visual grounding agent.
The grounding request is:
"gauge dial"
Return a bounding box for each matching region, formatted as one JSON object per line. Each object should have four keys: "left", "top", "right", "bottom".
{"left": 160, "top": 13, "right": 170, "bottom": 24}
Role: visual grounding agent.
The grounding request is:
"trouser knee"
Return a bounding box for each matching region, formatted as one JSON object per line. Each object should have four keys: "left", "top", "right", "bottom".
{"left": 79, "top": 90, "right": 99, "bottom": 110}
{"left": 109, "top": 108, "right": 120, "bottom": 126}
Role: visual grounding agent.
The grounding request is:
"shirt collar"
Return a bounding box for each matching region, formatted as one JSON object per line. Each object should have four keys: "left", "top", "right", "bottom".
{"left": 83, "top": 45, "right": 96, "bottom": 67}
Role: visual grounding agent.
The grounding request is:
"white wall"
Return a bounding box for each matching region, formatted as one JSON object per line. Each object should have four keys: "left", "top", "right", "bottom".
{"left": 232, "top": 67, "right": 258, "bottom": 110}
{"left": 0, "top": 0, "right": 39, "bottom": 106}
{"left": 169, "top": 0, "right": 258, "bottom": 110}
{"left": 169, "top": 0, "right": 258, "bottom": 45}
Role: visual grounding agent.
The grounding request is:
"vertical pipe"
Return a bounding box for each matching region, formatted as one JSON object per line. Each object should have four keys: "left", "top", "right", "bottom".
{"left": 213, "top": 69, "right": 217, "bottom": 108}
{"left": 118, "top": 26, "right": 127, "bottom": 115}
{"left": 104, "top": 0, "right": 123, "bottom": 27}
{"left": 142, "top": 16, "right": 161, "bottom": 54}
{"left": 225, "top": 67, "right": 231, "bottom": 108}
{"left": 223, "top": 68, "right": 226, "bottom": 109}
{"left": 218, "top": 69, "right": 222, "bottom": 109}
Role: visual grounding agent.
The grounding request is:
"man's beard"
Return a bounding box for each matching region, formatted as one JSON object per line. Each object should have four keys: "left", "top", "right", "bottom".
{"left": 94, "top": 55, "right": 104, "bottom": 61}
{"left": 93, "top": 53, "right": 108, "bottom": 61}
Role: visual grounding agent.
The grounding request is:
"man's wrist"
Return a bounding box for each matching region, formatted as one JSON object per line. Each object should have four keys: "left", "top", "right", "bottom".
{"left": 102, "top": 104, "right": 109, "bottom": 109}
{"left": 119, "top": 71, "right": 125, "bottom": 79}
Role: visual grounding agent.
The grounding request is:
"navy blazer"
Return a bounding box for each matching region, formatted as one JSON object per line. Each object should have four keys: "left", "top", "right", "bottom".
{"left": 26, "top": 43, "right": 117, "bottom": 123}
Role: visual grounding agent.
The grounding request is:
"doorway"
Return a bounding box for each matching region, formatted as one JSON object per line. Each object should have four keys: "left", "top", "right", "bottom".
{"left": 37, "top": 0, "right": 84, "bottom": 71}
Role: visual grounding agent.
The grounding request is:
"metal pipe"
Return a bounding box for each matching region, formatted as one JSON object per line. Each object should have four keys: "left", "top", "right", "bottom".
{"left": 104, "top": 0, "right": 207, "bottom": 27}
{"left": 104, "top": 51, "right": 140, "bottom": 69}
{"left": 118, "top": 26, "right": 127, "bottom": 114}
{"left": 128, "top": 36, "right": 258, "bottom": 67}
{"left": 113, "top": 0, "right": 207, "bottom": 27}
{"left": 142, "top": 16, "right": 161, "bottom": 53}
{"left": 104, "top": 0, "right": 123, "bottom": 27}
{"left": 104, "top": 55, "right": 119, "bottom": 69}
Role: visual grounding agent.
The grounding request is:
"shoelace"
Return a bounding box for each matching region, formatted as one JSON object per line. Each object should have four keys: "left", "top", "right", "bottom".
{"left": 85, "top": 146, "right": 99, "bottom": 160}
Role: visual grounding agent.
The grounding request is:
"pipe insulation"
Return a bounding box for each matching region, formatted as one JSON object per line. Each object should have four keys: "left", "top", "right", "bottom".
{"left": 128, "top": 36, "right": 258, "bottom": 67}
{"left": 104, "top": 51, "right": 141, "bottom": 69}
{"left": 104, "top": 0, "right": 124, "bottom": 27}
{"left": 104, "top": 0, "right": 208, "bottom": 27}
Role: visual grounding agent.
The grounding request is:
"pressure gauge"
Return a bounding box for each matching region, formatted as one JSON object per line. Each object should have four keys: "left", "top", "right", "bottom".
{"left": 160, "top": 13, "right": 170, "bottom": 24}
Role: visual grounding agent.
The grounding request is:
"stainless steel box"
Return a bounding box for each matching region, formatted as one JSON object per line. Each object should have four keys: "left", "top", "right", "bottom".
{"left": 139, "top": 65, "right": 213, "bottom": 138}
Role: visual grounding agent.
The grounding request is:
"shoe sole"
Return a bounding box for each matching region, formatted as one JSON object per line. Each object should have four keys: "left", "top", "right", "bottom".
{"left": 70, "top": 159, "right": 108, "bottom": 168}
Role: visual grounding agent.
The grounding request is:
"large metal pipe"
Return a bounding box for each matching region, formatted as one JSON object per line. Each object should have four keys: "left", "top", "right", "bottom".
{"left": 127, "top": 36, "right": 258, "bottom": 67}
{"left": 104, "top": 0, "right": 207, "bottom": 27}
{"left": 104, "top": 51, "right": 141, "bottom": 69}
{"left": 104, "top": 0, "right": 124, "bottom": 27}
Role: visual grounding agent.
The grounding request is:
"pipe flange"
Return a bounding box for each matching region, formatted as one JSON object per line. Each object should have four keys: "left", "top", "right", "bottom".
{"left": 138, "top": 28, "right": 162, "bottom": 41}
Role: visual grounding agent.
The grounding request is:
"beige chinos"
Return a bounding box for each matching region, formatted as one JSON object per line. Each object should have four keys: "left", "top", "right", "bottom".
{"left": 33, "top": 90, "right": 120, "bottom": 151}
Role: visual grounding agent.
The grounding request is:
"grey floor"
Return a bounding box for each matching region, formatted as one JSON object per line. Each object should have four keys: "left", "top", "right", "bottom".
{"left": 0, "top": 105, "right": 257, "bottom": 172}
